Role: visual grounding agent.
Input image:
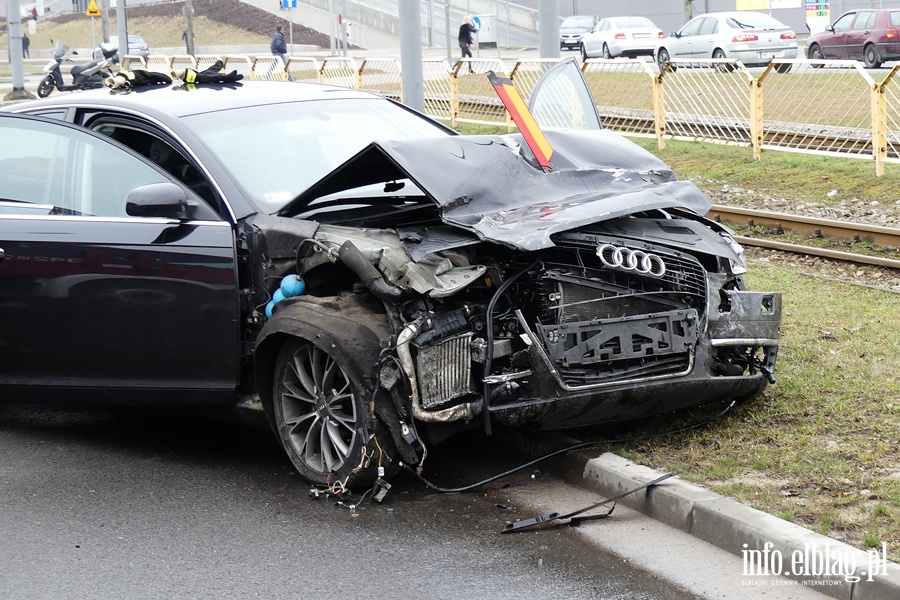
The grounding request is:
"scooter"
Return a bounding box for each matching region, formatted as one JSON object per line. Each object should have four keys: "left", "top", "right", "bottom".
{"left": 37, "top": 41, "right": 117, "bottom": 98}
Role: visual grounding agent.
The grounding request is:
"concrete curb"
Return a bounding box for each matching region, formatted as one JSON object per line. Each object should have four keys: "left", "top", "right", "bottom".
{"left": 565, "top": 451, "right": 900, "bottom": 600}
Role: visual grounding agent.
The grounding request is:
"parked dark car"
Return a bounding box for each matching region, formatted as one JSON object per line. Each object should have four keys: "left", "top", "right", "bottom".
{"left": 806, "top": 8, "right": 900, "bottom": 68}
{"left": 560, "top": 15, "right": 599, "bottom": 50}
{"left": 1, "top": 62, "right": 781, "bottom": 491}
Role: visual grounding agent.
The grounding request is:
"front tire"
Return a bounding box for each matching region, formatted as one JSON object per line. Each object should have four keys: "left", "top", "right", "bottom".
{"left": 808, "top": 44, "right": 824, "bottom": 68}
{"left": 657, "top": 47, "right": 670, "bottom": 71}
{"left": 37, "top": 76, "right": 55, "bottom": 98}
{"left": 272, "top": 337, "right": 392, "bottom": 489}
{"left": 580, "top": 43, "right": 588, "bottom": 61}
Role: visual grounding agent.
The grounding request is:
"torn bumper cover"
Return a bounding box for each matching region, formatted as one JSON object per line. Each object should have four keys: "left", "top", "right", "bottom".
{"left": 487, "top": 290, "right": 781, "bottom": 429}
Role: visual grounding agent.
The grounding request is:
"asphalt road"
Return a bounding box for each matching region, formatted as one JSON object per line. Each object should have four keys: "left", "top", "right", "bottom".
{"left": 0, "top": 404, "right": 695, "bottom": 600}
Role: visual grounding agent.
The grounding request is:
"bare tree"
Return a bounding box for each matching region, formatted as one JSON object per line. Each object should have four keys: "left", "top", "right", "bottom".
{"left": 684, "top": 0, "right": 692, "bottom": 23}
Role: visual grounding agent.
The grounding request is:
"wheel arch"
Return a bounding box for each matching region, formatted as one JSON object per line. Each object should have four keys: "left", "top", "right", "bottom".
{"left": 254, "top": 293, "right": 392, "bottom": 431}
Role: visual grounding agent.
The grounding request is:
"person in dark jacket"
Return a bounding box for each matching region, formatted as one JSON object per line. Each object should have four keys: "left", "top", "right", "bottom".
{"left": 22, "top": 33, "right": 30, "bottom": 58}
{"left": 458, "top": 16, "right": 476, "bottom": 73}
{"left": 271, "top": 25, "right": 292, "bottom": 80}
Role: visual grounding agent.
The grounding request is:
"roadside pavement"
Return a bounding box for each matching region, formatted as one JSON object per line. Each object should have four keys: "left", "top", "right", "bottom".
{"left": 562, "top": 451, "right": 900, "bottom": 600}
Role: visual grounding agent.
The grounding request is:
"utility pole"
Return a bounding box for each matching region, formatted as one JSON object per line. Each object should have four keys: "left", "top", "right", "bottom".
{"left": 684, "top": 0, "right": 692, "bottom": 24}
{"left": 399, "top": 0, "right": 424, "bottom": 112}
{"left": 101, "top": 0, "right": 109, "bottom": 42}
{"left": 185, "top": 0, "right": 195, "bottom": 55}
{"left": 4, "top": 0, "right": 33, "bottom": 101}
{"left": 116, "top": 0, "right": 127, "bottom": 62}
{"left": 538, "top": 0, "right": 560, "bottom": 58}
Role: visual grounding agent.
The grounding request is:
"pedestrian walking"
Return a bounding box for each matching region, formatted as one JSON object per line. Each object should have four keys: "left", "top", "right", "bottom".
{"left": 22, "top": 33, "right": 30, "bottom": 59}
{"left": 458, "top": 16, "right": 476, "bottom": 73}
{"left": 271, "top": 25, "right": 292, "bottom": 80}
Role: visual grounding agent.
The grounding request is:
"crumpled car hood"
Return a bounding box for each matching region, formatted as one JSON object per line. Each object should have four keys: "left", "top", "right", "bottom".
{"left": 281, "top": 129, "right": 712, "bottom": 252}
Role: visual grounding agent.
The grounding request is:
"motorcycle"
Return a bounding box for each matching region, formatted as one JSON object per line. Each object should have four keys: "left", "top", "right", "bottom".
{"left": 37, "top": 41, "right": 117, "bottom": 98}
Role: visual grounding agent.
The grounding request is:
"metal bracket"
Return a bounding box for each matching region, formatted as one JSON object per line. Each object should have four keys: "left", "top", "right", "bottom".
{"left": 501, "top": 471, "right": 678, "bottom": 534}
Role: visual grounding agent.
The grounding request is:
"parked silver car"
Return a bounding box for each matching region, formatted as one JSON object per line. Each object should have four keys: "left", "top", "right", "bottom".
{"left": 655, "top": 11, "right": 797, "bottom": 72}
{"left": 580, "top": 16, "right": 664, "bottom": 60}
{"left": 560, "top": 15, "right": 598, "bottom": 51}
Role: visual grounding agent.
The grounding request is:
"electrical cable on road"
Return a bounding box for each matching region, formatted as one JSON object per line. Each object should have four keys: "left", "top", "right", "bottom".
{"left": 403, "top": 399, "right": 737, "bottom": 494}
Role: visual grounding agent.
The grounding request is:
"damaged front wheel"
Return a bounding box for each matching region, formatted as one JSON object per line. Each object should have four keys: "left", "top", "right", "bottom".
{"left": 273, "top": 338, "right": 389, "bottom": 489}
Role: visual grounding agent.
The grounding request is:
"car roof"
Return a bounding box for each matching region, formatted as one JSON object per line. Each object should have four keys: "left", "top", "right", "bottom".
{"left": 10, "top": 80, "right": 392, "bottom": 119}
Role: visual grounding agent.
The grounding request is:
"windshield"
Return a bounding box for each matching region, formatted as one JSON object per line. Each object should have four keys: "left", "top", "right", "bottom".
{"left": 183, "top": 97, "right": 452, "bottom": 213}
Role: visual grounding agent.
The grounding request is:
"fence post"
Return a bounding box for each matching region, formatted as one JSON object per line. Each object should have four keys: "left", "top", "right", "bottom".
{"left": 750, "top": 70, "right": 765, "bottom": 161}
{"left": 652, "top": 71, "right": 666, "bottom": 150}
{"left": 450, "top": 70, "right": 459, "bottom": 128}
{"left": 871, "top": 80, "right": 887, "bottom": 177}
{"left": 357, "top": 60, "right": 365, "bottom": 90}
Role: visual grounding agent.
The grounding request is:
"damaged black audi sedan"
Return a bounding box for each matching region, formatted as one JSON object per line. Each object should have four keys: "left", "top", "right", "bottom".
{"left": 0, "top": 60, "right": 780, "bottom": 489}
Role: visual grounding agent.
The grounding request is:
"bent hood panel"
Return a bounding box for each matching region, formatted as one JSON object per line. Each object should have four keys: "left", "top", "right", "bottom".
{"left": 283, "top": 129, "right": 712, "bottom": 251}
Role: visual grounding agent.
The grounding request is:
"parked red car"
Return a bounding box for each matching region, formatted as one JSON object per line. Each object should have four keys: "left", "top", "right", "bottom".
{"left": 806, "top": 8, "right": 900, "bottom": 68}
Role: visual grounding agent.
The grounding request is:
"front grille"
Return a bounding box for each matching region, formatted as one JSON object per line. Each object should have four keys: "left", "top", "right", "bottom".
{"left": 528, "top": 240, "right": 707, "bottom": 388}
{"left": 538, "top": 244, "right": 708, "bottom": 326}
{"left": 557, "top": 354, "right": 691, "bottom": 386}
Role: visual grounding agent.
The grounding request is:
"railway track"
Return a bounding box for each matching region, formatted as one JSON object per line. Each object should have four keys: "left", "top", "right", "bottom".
{"left": 706, "top": 205, "right": 900, "bottom": 270}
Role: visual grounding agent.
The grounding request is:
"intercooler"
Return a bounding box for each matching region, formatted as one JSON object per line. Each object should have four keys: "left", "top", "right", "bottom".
{"left": 415, "top": 333, "right": 476, "bottom": 409}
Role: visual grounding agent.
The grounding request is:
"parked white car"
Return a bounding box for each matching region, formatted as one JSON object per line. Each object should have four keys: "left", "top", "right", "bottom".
{"left": 580, "top": 16, "right": 664, "bottom": 60}
{"left": 655, "top": 11, "right": 797, "bottom": 72}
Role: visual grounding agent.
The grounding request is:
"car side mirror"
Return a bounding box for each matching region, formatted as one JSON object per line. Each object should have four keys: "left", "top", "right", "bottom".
{"left": 669, "top": 32, "right": 678, "bottom": 38}
{"left": 126, "top": 182, "right": 189, "bottom": 219}
{"left": 826, "top": 25, "right": 834, "bottom": 32}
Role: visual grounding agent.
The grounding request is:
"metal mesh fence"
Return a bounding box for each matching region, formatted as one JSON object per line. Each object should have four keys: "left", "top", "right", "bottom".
{"left": 170, "top": 55, "right": 197, "bottom": 73}
{"left": 195, "top": 55, "right": 222, "bottom": 72}
{"left": 423, "top": 58, "right": 453, "bottom": 122}
{"left": 222, "top": 56, "right": 254, "bottom": 79}
{"left": 453, "top": 58, "right": 509, "bottom": 126}
{"left": 286, "top": 58, "right": 322, "bottom": 84}
{"left": 509, "top": 58, "right": 562, "bottom": 102}
{"left": 881, "top": 66, "right": 900, "bottom": 165}
{"left": 143, "top": 55, "right": 170, "bottom": 74}
{"left": 658, "top": 59, "right": 754, "bottom": 146}
{"left": 582, "top": 58, "right": 657, "bottom": 137}
{"left": 359, "top": 58, "right": 402, "bottom": 100}
{"left": 252, "top": 56, "right": 287, "bottom": 81}
{"left": 121, "top": 56, "right": 147, "bottom": 71}
{"left": 321, "top": 57, "right": 359, "bottom": 89}
{"left": 758, "top": 60, "right": 875, "bottom": 159}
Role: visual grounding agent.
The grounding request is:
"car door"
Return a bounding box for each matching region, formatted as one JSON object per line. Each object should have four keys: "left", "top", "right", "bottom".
{"left": 585, "top": 19, "right": 607, "bottom": 56}
{"left": 845, "top": 11, "right": 876, "bottom": 61}
{"left": 0, "top": 114, "right": 240, "bottom": 404}
{"left": 670, "top": 17, "right": 705, "bottom": 59}
{"left": 822, "top": 12, "right": 857, "bottom": 58}
{"left": 694, "top": 16, "right": 719, "bottom": 58}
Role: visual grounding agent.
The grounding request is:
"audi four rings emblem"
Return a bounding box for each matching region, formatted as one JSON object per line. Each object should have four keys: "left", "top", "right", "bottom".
{"left": 597, "top": 244, "right": 666, "bottom": 277}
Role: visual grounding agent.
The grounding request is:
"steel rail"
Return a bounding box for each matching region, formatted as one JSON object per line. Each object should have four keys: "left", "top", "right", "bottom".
{"left": 707, "top": 205, "right": 900, "bottom": 270}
